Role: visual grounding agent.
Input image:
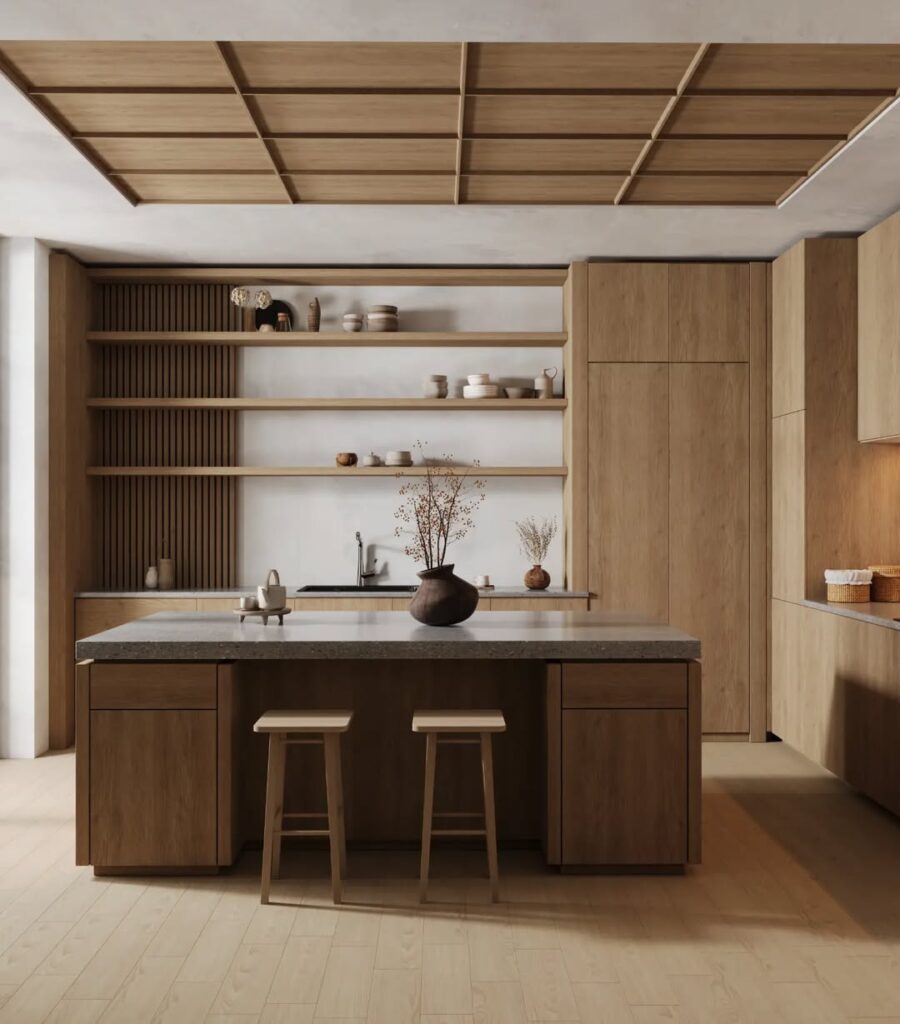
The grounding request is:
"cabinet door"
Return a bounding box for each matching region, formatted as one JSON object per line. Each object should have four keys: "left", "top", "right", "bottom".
{"left": 588, "top": 363, "right": 668, "bottom": 621}
{"left": 561, "top": 709, "right": 686, "bottom": 864}
{"left": 588, "top": 264, "right": 668, "bottom": 361}
{"left": 669, "top": 364, "right": 749, "bottom": 733}
{"left": 90, "top": 710, "right": 217, "bottom": 866}
{"left": 669, "top": 263, "right": 749, "bottom": 362}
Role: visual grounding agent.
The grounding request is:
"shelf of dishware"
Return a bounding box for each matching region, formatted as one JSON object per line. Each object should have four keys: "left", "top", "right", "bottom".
{"left": 86, "top": 397, "right": 567, "bottom": 411}
{"left": 85, "top": 331, "right": 568, "bottom": 348}
{"left": 86, "top": 465, "right": 568, "bottom": 478}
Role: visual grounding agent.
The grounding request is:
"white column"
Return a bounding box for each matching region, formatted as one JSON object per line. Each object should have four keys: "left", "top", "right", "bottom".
{"left": 0, "top": 237, "right": 50, "bottom": 758}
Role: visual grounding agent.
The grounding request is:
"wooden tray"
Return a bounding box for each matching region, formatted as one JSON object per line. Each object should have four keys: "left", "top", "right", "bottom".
{"left": 233, "top": 607, "right": 292, "bottom": 625}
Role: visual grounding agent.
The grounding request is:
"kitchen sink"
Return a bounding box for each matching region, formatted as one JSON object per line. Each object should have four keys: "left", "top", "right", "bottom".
{"left": 297, "top": 584, "right": 418, "bottom": 593}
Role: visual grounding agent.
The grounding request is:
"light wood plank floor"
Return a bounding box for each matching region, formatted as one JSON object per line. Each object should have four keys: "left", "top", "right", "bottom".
{"left": 1, "top": 742, "right": 900, "bottom": 1022}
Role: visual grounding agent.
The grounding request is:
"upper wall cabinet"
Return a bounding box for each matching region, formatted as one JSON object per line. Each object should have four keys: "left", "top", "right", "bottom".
{"left": 669, "top": 264, "right": 750, "bottom": 362}
{"left": 858, "top": 210, "right": 900, "bottom": 442}
{"left": 588, "top": 264, "right": 668, "bottom": 361}
{"left": 588, "top": 262, "right": 752, "bottom": 362}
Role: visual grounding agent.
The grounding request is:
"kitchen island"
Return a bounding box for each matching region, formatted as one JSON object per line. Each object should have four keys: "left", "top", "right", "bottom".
{"left": 75, "top": 611, "right": 701, "bottom": 874}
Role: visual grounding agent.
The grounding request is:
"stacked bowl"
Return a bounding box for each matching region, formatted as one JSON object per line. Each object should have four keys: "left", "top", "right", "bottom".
{"left": 423, "top": 374, "right": 448, "bottom": 399}
{"left": 367, "top": 305, "right": 399, "bottom": 332}
{"left": 462, "top": 373, "right": 501, "bottom": 399}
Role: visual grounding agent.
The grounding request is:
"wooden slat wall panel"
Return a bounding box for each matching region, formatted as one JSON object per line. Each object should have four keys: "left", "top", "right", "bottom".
{"left": 93, "top": 283, "right": 240, "bottom": 590}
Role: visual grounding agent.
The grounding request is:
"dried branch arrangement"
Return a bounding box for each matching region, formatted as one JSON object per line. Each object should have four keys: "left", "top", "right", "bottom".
{"left": 394, "top": 443, "right": 486, "bottom": 569}
{"left": 515, "top": 515, "right": 558, "bottom": 564}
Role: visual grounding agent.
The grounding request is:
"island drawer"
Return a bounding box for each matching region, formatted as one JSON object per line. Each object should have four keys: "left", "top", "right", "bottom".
{"left": 562, "top": 662, "right": 686, "bottom": 709}
{"left": 90, "top": 662, "right": 218, "bottom": 709}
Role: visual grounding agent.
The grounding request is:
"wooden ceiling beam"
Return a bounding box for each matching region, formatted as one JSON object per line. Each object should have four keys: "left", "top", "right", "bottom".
{"left": 213, "top": 41, "right": 295, "bottom": 204}
{"left": 454, "top": 43, "right": 469, "bottom": 204}
{"left": 614, "top": 42, "right": 710, "bottom": 205}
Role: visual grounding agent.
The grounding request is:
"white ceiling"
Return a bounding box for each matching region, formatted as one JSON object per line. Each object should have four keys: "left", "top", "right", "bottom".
{"left": 2, "top": 0, "right": 900, "bottom": 264}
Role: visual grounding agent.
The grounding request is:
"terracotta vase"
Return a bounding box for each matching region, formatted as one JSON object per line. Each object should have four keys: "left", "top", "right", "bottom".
{"left": 524, "top": 564, "right": 551, "bottom": 590}
{"left": 409, "top": 563, "right": 479, "bottom": 626}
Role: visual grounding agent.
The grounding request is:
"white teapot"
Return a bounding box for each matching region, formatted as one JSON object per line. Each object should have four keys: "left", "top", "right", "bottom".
{"left": 257, "top": 569, "right": 287, "bottom": 610}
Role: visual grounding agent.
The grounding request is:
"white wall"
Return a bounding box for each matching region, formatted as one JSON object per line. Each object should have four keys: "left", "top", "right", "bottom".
{"left": 0, "top": 237, "right": 49, "bottom": 758}
{"left": 239, "top": 285, "right": 567, "bottom": 587}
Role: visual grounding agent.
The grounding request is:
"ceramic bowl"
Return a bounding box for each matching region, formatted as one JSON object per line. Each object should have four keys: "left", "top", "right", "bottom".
{"left": 504, "top": 386, "right": 532, "bottom": 399}
{"left": 361, "top": 453, "right": 382, "bottom": 467}
{"left": 342, "top": 320, "right": 363, "bottom": 333}
{"left": 335, "top": 452, "right": 358, "bottom": 467}
{"left": 463, "top": 384, "right": 500, "bottom": 398}
{"left": 368, "top": 304, "right": 398, "bottom": 314}
{"left": 467, "top": 373, "right": 490, "bottom": 385}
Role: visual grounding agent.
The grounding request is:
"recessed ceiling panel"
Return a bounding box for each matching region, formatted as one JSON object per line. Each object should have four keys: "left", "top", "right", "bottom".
{"left": 0, "top": 40, "right": 898, "bottom": 207}
{"left": 467, "top": 43, "right": 699, "bottom": 91}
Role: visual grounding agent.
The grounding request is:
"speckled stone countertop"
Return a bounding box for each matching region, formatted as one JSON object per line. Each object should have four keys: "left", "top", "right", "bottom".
{"left": 76, "top": 587, "right": 590, "bottom": 600}
{"left": 75, "top": 610, "right": 700, "bottom": 662}
{"left": 802, "top": 599, "right": 900, "bottom": 631}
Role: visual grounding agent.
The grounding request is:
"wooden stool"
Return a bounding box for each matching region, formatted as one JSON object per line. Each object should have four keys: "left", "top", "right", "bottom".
{"left": 253, "top": 710, "right": 352, "bottom": 905}
{"left": 413, "top": 709, "right": 506, "bottom": 902}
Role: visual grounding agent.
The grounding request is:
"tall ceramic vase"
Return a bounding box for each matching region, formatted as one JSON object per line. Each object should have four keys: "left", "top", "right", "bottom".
{"left": 409, "top": 564, "right": 479, "bottom": 626}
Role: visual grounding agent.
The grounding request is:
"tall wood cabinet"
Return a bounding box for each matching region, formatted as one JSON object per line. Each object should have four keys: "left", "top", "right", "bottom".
{"left": 586, "top": 262, "right": 767, "bottom": 736}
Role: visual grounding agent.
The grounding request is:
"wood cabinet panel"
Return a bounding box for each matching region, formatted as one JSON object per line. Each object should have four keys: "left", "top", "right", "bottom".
{"left": 562, "top": 662, "right": 686, "bottom": 708}
{"left": 858, "top": 210, "right": 900, "bottom": 441}
{"left": 587, "top": 263, "right": 668, "bottom": 361}
{"left": 771, "top": 599, "right": 900, "bottom": 818}
{"left": 771, "top": 411, "right": 806, "bottom": 602}
{"left": 588, "top": 363, "right": 669, "bottom": 621}
{"left": 561, "top": 709, "right": 687, "bottom": 864}
{"left": 90, "top": 709, "right": 217, "bottom": 866}
{"left": 76, "top": 598, "right": 197, "bottom": 639}
{"left": 90, "top": 662, "right": 217, "bottom": 709}
{"left": 668, "top": 263, "right": 750, "bottom": 362}
{"left": 772, "top": 241, "right": 805, "bottom": 417}
{"left": 669, "top": 364, "right": 750, "bottom": 733}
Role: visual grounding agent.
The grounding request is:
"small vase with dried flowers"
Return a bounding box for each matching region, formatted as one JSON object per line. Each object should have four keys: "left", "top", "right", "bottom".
{"left": 395, "top": 443, "right": 486, "bottom": 625}
{"left": 515, "top": 515, "right": 558, "bottom": 590}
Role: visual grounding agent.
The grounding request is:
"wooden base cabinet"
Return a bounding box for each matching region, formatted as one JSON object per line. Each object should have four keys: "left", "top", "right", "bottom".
{"left": 77, "top": 660, "right": 236, "bottom": 870}
{"left": 562, "top": 709, "right": 687, "bottom": 864}
{"left": 547, "top": 661, "right": 701, "bottom": 868}
{"left": 90, "top": 710, "right": 217, "bottom": 867}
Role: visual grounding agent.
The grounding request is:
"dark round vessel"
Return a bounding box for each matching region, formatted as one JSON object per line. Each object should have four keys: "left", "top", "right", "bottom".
{"left": 409, "top": 564, "right": 479, "bottom": 626}
{"left": 524, "top": 564, "right": 551, "bottom": 590}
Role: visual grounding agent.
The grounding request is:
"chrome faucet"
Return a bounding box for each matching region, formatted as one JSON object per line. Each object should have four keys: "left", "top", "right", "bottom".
{"left": 355, "top": 531, "right": 377, "bottom": 587}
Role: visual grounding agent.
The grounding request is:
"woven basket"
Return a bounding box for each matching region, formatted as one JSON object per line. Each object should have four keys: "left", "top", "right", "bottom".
{"left": 826, "top": 582, "right": 871, "bottom": 603}
{"left": 868, "top": 565, "right": 900, "bottom": 602}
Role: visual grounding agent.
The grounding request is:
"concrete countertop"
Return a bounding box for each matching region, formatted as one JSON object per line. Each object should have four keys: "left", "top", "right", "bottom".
{"left": 802, "top": 598, "right": 900, "bottom": 630}
{"left": 75, "top": 610, "right": 700, "bottom": 662}
{"left": 76, "top": 587, "right": 590, "bottom": 599}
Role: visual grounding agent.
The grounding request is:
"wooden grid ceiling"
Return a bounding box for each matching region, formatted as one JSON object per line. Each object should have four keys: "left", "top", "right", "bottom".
{"left": 1, "top": 42, "right": 900, "bottom": 207}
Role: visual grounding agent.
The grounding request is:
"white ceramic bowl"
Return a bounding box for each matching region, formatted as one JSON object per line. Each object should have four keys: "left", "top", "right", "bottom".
{"left": 467, "top": 373, "right": 490, "bottom": 385}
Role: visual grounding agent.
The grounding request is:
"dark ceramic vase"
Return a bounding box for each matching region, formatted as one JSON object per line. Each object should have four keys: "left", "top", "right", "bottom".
{"left": 409, "top": 563, "right": 479, "bottom": 626}
{"left": 524, "top": 564, "right": 551, "bottom": 590}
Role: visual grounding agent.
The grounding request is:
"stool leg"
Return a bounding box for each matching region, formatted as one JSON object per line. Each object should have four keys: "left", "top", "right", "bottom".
{"left": 261, "top": 733, "right": 286, "bottom": 905}
{"left": 480, "top": 732, "right": 499, "bottom": 902}
{"left": 419, "top": 732, "right": 437, "bottom": 902}
{"left": 323, "top": 733, "right": 344, "bottom": 904}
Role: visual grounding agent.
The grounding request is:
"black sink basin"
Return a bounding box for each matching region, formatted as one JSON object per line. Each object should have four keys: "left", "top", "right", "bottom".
{"left": 297, "top": 584, "right": 418, "bottom": 593}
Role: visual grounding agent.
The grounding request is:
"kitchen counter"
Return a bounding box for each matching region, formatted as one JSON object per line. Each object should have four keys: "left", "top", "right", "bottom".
{"left": 76, "top": 587, "right": 590, "bottom": 599}
{"left": 802, "top": 598, "right": 900, "bottom": 630}
{"left": 76, "top": 609, "right": 699, "bottom": 661}
{"left": 76, "top": 609, "right": 701, "bottom": 876}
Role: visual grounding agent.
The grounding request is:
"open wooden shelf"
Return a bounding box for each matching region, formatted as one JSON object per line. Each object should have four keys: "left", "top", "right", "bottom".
{"left": 85, "top": 330, "right": 568, "bottom": 348}
{"left": 87, "top": 465, "right": 567, "bottom": 478}
{"left": 87, "top": 396, "right": 567, "bottom": 411}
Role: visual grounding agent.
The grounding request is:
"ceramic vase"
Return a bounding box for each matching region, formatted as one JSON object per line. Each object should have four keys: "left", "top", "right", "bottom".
{"left": 144, "top": 565, "right": 159, "bottom": 590}
{"left": 409, "top": 564, "right": 479, "bottom": 626}
{"left": 524, "top": 564, "right": 551, "bottom": 590}
{"left": 158, "top": 557, "right": 175, "bottom": 590}
{"left": 307, "top": 297, "right": 321, "bottom": 332}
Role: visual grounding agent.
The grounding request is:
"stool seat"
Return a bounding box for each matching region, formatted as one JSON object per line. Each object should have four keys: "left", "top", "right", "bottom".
{"left": 254, "top": 710, "right": 352, "bottom": 734}
{"left": 412, "top": 710, "right": 506, "bottom": 733}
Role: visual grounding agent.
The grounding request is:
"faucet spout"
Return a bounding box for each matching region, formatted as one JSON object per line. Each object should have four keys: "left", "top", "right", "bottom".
{"left": 355, "top": 531, "right": 363, "bottom": 587}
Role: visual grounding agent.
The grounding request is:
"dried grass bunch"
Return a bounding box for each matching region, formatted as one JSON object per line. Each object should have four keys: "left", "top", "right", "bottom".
{"left": 394, "top": 443, "right": 486, "bottom": 569}
{"left": 515, "top": 515, "right": 558, "bottom": 564}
